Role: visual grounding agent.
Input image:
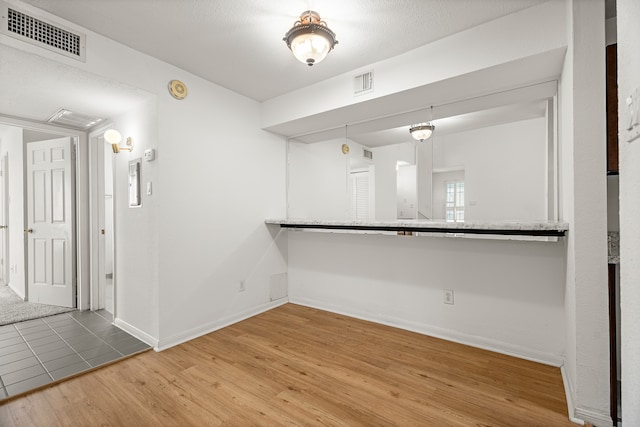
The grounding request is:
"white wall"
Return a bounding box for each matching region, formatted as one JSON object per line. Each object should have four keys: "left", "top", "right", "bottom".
{"left": 560, "top": 0, "right": 610, "bottom": 425}
{"left": 288, "top": 139, "right": 348, "bottom": 219}
{"left": 288, "top": 231, "right": 567, "bottom": 365}
{"left": 0, "top": 125, "right": 24, "bottom": 298}
{"left": 23, "top": 130, "right": 59, "bottom": 143}
{"left": 156, "top": 72, "right": 287, "bottom": 348}
{"left": 417, "top": 141, "right": 432, "bottom": 219}
{"left": 559, "top": 0, "right": 577, "bottom": 418}
{"left": 109, "top": 98, "right": 160, "bottom": 342}
{"left": 396, "top": 164, "right": 416, "bottom": 219}
{"left": 433, "top": 118, "right": 547, "bottom": 221}
{"left": 372, "top": 142, "right": 416, "bottom": 220}
{"left": 617, "top": 0, "right": 640, "bottom": 423}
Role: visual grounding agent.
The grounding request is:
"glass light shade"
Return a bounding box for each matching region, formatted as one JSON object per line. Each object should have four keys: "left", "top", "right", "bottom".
{"left": 284, "top": 11, "right": 337, "bottom": 66}
{"left": 290, "top": 33, "right": 332, "bottom": 66}
{"left": 409, "top": 123, "right": 435, "bottom": 141}
{"left": 104, "top": 129, "right": 122, "bottom": 144}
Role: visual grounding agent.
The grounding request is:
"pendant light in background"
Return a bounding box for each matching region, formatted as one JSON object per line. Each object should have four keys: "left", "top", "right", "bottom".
{"left": 409, "top": 106, "right": 435, "bottom": 142}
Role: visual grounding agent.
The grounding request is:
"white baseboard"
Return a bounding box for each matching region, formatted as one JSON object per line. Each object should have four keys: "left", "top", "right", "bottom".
{"left": 8, "top": 283, "right": 25, "bottom": 300}
{"left": 561, "top": 365, "right": 584, "bottom": 425}
{"left": 156, "top": 299, "right": 288, "bottom": 351}
{"left": 574, "top": 408, "right": 613, "bottom": 427}
{"left": 560, "top": 366, "right": 613, "bottom": 426}
{"left": 113, "top": 318, "right": 159, "bottom": 349}
{"left": 290, "top": 296, "right": 564, "bottom": 367}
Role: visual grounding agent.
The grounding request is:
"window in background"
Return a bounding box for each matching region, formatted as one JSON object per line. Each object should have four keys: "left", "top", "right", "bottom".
{"left": 445, "top": 181, "right": 464, "bottom": 222}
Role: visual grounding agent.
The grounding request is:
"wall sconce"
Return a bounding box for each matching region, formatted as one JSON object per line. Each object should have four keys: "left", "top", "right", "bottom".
{"left": 104, "top": 129, "right": 134, "bottom": 154}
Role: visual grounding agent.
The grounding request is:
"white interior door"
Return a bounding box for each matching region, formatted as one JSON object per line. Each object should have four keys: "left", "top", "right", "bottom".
{"left": 0, "top": 154, "right": 7, "bottom": 285}
{"left": 97, "top": 135, "right": 106, "bottom": 309}
{"left": 350, "top": 170, "right": 370, "bottom": 220}
{"left": 26, "top": 137, "right": 75, "bottom": 307}
{"left": 103, "top": 141, "right": 114, "bottom": 313}
{"left": 96, "top": 135, "right": 114, "bottom": 313}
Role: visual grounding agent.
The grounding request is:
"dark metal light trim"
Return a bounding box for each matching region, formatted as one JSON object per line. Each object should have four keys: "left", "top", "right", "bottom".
{"left": 283, "top": 10, "right": 338, "bottom": 66}
{"left": 409, "top": 123, "right": 435, "bottom": 142}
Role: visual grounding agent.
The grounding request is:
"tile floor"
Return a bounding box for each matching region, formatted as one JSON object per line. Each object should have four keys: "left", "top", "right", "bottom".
{"left": 0, "top": 310, "right": 150, "bottom": 399}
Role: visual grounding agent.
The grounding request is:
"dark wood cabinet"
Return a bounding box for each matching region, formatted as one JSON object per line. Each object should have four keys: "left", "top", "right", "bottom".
{"left": 607, "top": 44, "right": 618, "bottom": 174}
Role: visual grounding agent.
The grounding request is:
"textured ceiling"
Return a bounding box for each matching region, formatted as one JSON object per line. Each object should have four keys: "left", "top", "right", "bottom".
{"left": 19, "top": 0, "right": 549, "bottom": 102}
{"left": 0, "top": 43, "right": 153, "bottom": 125}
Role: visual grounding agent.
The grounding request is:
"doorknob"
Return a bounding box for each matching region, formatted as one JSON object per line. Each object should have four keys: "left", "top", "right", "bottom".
{"left": 0, "top": 225, "right": 6, "bottom": 229}
{"left": 25, "top": 228, "right": 33, "bottom": 233}
{"left": 101, "top": 229, "right": 105, "bottom": 235}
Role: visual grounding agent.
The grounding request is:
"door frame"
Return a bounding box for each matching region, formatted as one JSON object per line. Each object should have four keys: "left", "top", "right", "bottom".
{"left": 0, "top": 114, "right": 90, "bottom": 310}
{"left": 88, "top": 124, "right": 116, "bottom": 315}
{"left": 0, "top": 153, "right": 9, "bottom": 285}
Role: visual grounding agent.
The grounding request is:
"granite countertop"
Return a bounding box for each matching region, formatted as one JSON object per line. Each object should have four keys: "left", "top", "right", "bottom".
{"left": 266, "top": 219, "right": 569, "bottom": 236}
{"left": 608, "top": 231, "right": 619, "bottom": 264}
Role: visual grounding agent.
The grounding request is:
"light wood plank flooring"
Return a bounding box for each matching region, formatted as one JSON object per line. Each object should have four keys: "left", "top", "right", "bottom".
{"left": 0, "top": 304, "right": 573, "bottom": 426}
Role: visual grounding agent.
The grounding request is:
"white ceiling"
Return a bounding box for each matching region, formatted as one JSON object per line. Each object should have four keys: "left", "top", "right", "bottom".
{"left": 0, "top": 0, "right": 557, "bottom": 145}
{"left": 17, "top": 0, "right": 548, "bottom": 102}
{"left": 0, "top": 43, "right": 153, "bottom": 125}
{"left": 349, "top": 100, "right": 547, "bottom": 148}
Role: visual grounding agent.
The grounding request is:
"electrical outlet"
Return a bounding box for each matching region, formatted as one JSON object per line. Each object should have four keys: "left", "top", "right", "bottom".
{"left": 239, "top": 280, "right": 246, "bottom": 292}
{"left": 444, "top": 289, "right": 454, "bottom": 305}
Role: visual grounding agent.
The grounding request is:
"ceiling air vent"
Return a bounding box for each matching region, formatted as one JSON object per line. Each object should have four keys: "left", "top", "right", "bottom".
{"left": 0, "top": 3, "right": 86, "bottom": 61}
{"left": 47, "top": 108, "right": 104, "bottom": 130}
{"left": 363, "top": 148, "right": 373, "bottom": 160}
{"left": 353, "top": 70, "right": 373, "bottom": 96}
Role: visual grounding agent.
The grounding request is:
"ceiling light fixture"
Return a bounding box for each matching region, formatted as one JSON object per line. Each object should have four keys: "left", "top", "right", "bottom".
{"left": 409, "top": 123, "right": 435, "bottom": 142}
{"left": 283, "top": 10, "right": 338, "bottom": 66}
{"left": 104, "top": 129, "right": 134, "bottom": 154}
{"left": 409, "top": 106, "right": 435, "bottom": 142}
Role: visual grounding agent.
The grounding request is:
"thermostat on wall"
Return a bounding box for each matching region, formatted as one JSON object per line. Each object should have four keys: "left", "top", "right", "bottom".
{"left": 144, "top": 148, "right": 156, "bottom": 162}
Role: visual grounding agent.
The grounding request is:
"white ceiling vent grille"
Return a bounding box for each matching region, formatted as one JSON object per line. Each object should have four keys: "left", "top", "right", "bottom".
{"left": 353, "top": 70, "right": 373, "bottom": 96}
{"left": 47, "top": 108, "right": 104, "bottom": 130}
{"left": 1, "top": 3, "right": 86, "bottom": 61}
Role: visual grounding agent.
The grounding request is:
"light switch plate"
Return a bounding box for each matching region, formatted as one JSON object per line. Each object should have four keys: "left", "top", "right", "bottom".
{"left": 626, "top": 87, "right": 640, "bottom": 143}
{"left": 144, "top": 148, "right": 156, "bottom": 161}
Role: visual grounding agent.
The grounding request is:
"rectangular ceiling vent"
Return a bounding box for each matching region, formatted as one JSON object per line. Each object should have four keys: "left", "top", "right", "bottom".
{"left": 353, "top": 70, "right": 373, "bottom": 96}
{"left": 0, "top": 3, "right": 86, "bottom": 61}
{"left": 363, "top": 148, "right": 373, "bottom": 160}
{"left": 47, "top": 108, "right": 104, "bottom": 130}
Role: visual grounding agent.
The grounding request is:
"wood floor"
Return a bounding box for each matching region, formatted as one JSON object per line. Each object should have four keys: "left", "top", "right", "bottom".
{"left": 0, "top": 304, "right": 574, "bottom": 426}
